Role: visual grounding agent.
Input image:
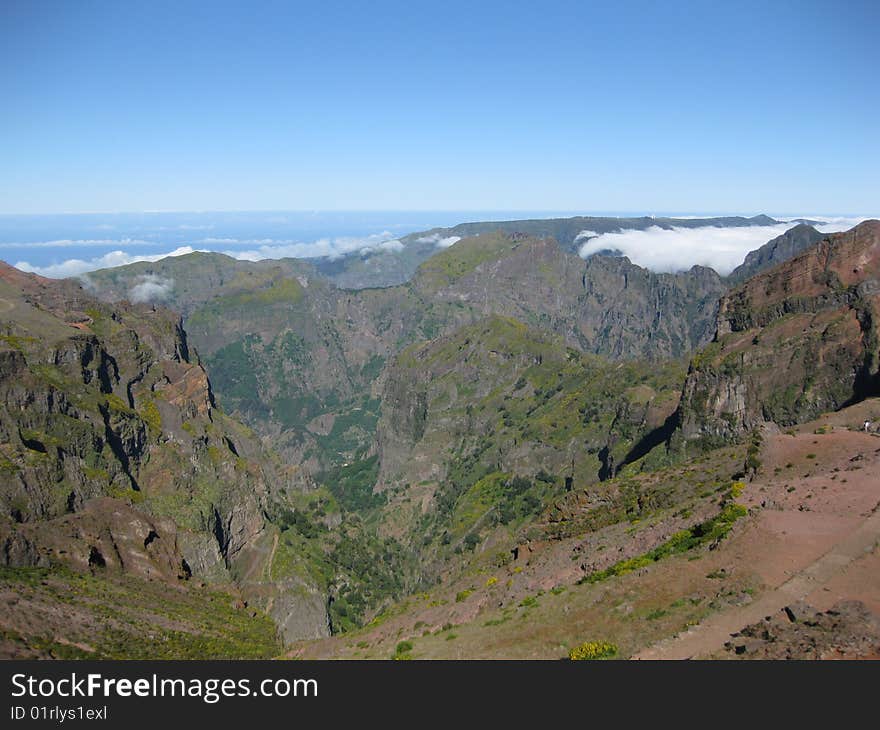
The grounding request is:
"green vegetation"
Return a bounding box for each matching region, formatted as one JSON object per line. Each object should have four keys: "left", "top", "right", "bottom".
{"left": 744, "top": 429, "right": 763, "bottom": 475}
{"left": 0, "top": 565, "right": 281, "bottom": 659}
{"left": 206, "top": 331, "right": 318, "bottom": 427}
{"left": 392, "top": 640, "right": 413, "bottom": 660}
{"left": 327, "top": 530, "right": 410, "bottom": 632}
{"left": 579, "top": 502, "right": 748, "bottom": 585}
{"left": 392, "top": 316, "right": 687, "bottom": 562}
{"left": 414, "top": 233, "right": 519, "bottom": 290}
{"left": 317, "top": 455, "right": 384, "bottom": 512}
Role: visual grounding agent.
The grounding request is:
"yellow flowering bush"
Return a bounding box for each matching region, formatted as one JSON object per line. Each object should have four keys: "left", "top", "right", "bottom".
{"left": 568, "top": 640, "right": 617, "bottom": 661}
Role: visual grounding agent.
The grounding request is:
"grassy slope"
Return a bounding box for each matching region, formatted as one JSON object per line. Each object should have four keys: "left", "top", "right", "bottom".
{"left": 0, "top": 565, "right": 281, "bottom": 659}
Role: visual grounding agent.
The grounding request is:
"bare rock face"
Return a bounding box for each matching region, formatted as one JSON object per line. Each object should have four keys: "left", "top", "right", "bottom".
{"left": 268, "top": 579, "right": 332, "bottom": 643}
{"left": 0, "top": 263, "right": 329, "bottom": 642}
{"left": 410, "top": 233, "right": 726, "bottom": 361}
{"left": 727, "top": 223, "right": 825, "bottom": 284}
{"left": 0, "top": 497, "right": 187, "bottom": 581}
{"left": 677, "top": 221, "right": 880, "bottom": 444}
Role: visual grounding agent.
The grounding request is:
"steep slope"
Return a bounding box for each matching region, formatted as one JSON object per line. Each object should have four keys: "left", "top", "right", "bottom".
{"left": 727, "top": 223, "right": 825, "bottom": 284}
{"left": 84, "top": 251, "right": 316, "bottom": 316}
{"left": 677, "top": 220, "right": 880, "bottom": 444}
{"left": 411, "top": 232, "right": 725, "bottom": 360}
{"left": 290, "top": 402, "right": 880, "bottom": 660}
{"left": 0, "top": 263, "right": 329, "bottom": 643}
{"left": 76, "top": 221, "right": 833, "bottom": 494}
{"left": 374, "top": 315, "right": 685, "bottom": 580}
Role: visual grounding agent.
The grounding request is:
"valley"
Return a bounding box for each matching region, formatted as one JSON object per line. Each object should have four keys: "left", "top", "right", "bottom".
{"left": 1, "top": 214, "right": 878, "bottom": 659}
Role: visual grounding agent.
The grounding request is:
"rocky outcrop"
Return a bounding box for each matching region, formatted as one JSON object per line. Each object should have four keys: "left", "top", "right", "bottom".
{"left": 0, "top": 497, "right": 187, "bottom": 581}
{"left": 727, "top": 223, "right": 825, "bottom": 284}
{"left": 722, "top": 600, "right": 880, "bottom": 660}
{"left": 677, "top": 221, "right": 880, "bottom": 443}
{"left": 0, "top": 263, "right": 329, "bottom": 642}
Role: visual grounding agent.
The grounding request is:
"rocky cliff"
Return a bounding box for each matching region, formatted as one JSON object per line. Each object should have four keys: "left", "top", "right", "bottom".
{"left": 727, "top": 223, "right": 825, "bottom": 284}
{"left": 0, "top": 263, "right": 329, "bottom": 642}
{"left": 677, "top": 220, "right": 880, "bottom": 444}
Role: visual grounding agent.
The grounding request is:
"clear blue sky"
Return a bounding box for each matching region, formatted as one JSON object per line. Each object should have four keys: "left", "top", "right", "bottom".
{"left": 1, "top": 0, "right": 877, "bottom": 214}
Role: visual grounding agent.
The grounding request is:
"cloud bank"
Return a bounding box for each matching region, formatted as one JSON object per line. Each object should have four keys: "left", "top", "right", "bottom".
{"left": 216, "top": 231, "right": 404, "bottom": 262}
{"left": 11, "top": 231, "right": 407, "bottom": 277}
{"left": 576, "top": 217, "right": 869, "bottom": 275}
{"left": 10, "top": 216, "right": 873, "bottom": 280}
{"left": 15, "top": 246, "right": 203, "bottom": 278}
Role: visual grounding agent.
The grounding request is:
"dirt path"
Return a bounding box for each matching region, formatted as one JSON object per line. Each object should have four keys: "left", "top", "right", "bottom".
{"left": 634, "top": 501, "right": 880, "bottom": 659}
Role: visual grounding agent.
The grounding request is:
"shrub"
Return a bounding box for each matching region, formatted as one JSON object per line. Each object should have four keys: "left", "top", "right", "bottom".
{"left": 395, "top": 641, "right": 413, "bottom": 655}
{"left": 579, "top": 503, "right": 747, "bottom": 585}
{"left": 455, "top": 589, "right": 473, "bottom": 603}
{"left": 568, "top": 641, "right": 617, "bottom": 661}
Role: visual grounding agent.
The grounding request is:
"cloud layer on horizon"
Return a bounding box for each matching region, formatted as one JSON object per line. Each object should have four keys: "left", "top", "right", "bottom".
{"left": 10, "top": 216, "right": 873, "bottom": 279}
{"left": 15, "top": 246, "right": 203, "bottom": 278}
{"left": 218, "top": 231, "right": 404, "bottom": 262}
{"left": 576, "top": 217, "right": 868, "bottom": 275}
{"left": 12, "top": 231, "right": 406, "bottom": 277}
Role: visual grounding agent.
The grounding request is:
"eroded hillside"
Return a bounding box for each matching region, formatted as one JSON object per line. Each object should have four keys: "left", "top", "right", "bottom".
{"left": 677, "top": 220, "right": 880, "bottom": 446}
{"left": 10, "top": 216, "right": 877, "bottom": 657}
{"left": 0, "top": 263, "right": 329, "bottom": 650}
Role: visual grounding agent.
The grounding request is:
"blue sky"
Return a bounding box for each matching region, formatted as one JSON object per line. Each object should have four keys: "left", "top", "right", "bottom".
{"left": 1, "top": 0, "right": 877, "bottom": 214}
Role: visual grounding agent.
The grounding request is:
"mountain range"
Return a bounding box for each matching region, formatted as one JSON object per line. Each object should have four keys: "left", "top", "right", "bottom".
{"left": 1, "top": 213, "right": 878, "bottom": 659}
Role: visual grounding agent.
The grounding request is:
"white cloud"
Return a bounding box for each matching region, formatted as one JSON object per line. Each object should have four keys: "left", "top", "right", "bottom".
{"left": 14, "top": 246, "right": 203, "bottom": 278}
{"left": 364, "top": 238, "right": 404, "bottom": 254}
{"left": 220, "top": 230, "right": 406, "bottom": 261}
{"left": 576, "top": 217, "right": 870, "bottom": 275}
{"left": 129, "top": 274, "right": 174, "bottom": 303}
{"left": 199, "top": 237, "right": 243, "bottom": 245}
{"left": 415, "top": 232, "right": 462, "bottom": 248}
{"left": 10, "top": 215, "right": 874, "bottom": 281}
